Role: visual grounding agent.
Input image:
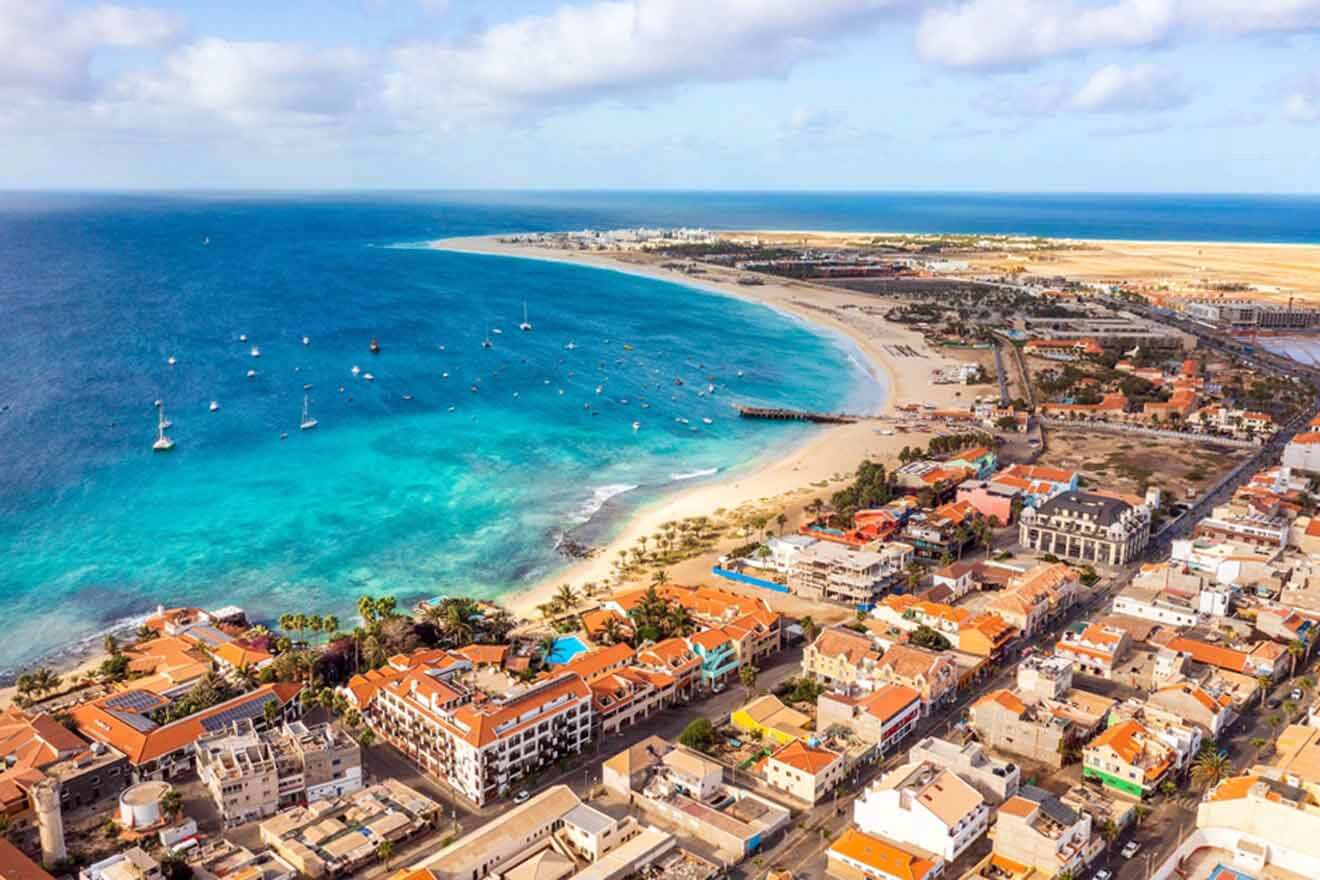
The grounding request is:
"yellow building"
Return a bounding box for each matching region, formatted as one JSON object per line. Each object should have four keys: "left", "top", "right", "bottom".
{"left": 731, "top": 695, "right": 811, "bottom": 746}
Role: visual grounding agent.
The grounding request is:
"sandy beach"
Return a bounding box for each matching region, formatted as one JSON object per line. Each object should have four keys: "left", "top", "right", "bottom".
{"left": 429, "top": 235, "right": 978, "bottom": 621}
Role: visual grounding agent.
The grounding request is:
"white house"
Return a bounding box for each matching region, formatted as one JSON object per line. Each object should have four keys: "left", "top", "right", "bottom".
{"left": 853, "top": 761, "right": 989, "bottom": 862}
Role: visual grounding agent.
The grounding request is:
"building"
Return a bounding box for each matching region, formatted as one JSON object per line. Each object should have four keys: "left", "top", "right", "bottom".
{"left": 900, "top": 502, "right": 980, "bottom": 562}
{"left": 684, "top": 629, "right": 740, "bottom": 690}
{"left": 1194, "top": 504, "right": 1290, "bottom": 551}
{"left": 968, "top": 684, "right": 1114, "bottom": 770}
{"left": 80, "top": 847, "right": 159, "bottom": 880}
{"left": 853, "top": 761, "right": 989, "bottom": 862}
{"left": 816, "top": 685, "right": 922, "bottom": 755}
{"left": 789, "top": 542, "right": 911, "bottom": 605}
{"left": 600, "top": 738, "right": 791, "bottom": 861}
{"left": 1284, "top": 433, "right": 1320, "bottom": 475}
{"left": 1147, "top": 682, "right": 1236, "bottom": 739}
{"left": 195, "top": 721, "right": 362, "bottom": 827}
{"left": 986, "top": 564, "right": 1080, "bottom": 638}
{"left": 634, "top": 639, "right": 701, "bottom": 701}
{"left": 730, "top": 695, "right": 811, "bottom": 746}
{"left": 1018, "top": 491, "right": 1151, "bottom": 567}
{"left": 1082, "top": 719, "right": 1174, "bottom": 798}
{"left": 1197, "top": 773, "right": 1320, "bottom": 869}
{"left": 363, "top": 661, "right": 593, "bottom": 806}
{"left": 1165, "top": 635, "right": 1287, "bottom": 680}
{"left": 956, "top": 614, "right": 1019, "bottom": 659}
{"left": 1023, "top": 338, "right": 1104, "bottom": 361}
{"left": 872, "top": 645, "right": 959, "bottom": 714}
{"left": 1054, "top": 624, "right": 1131, "bottom": 679}
{"left": 955, "top": 480, "right": 1018, "bottom": 527}
{"left": 827, "top": 829, "right": 941, "bottom": 880}
{"left": 400, "top": 784, "right": 675, "bottom": 880}
{"left": 1111, "top": 585, "right": 1202, "bottom": 628}
{"left": 992, "top": 786, "right": 1098, "bottom": 879}
{"left": 989, "top": 465, "right": 1079, "bottom": 511}
{"left": 803, "top": 628, "right": 882, "bottom": 690}
{"left": 259, "top": 779, "right": 439, "bottom": 878}
{"left": 0, "top": 839, "right": 55, "bottom": 880}
{"left": 763, "top": 739, "right": 847, "bottom": 804}
{"left": 71, "top": 683, "right": 303, "bottom": 781}
{"left": 906, "top": 736, "right": 1019, "bottom": 805}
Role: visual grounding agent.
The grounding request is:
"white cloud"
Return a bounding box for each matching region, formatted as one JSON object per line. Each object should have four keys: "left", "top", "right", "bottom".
{"left": 1282, "top": 71, "right": 1320, "bottom": 122}
{"left": 916, "top": 0, "right": 1320, "bottom": 70}
{"left": 0, "top": 0, "right": 180, "bottom": 99}
{"left": 383, "top": 0, "right": 917, "bottom": 122}
{"left": 108, "top": 39, "right": 374, "bottom": 131}
{"left": 1070, "top": 63, "right": 1190, "bottom": 112}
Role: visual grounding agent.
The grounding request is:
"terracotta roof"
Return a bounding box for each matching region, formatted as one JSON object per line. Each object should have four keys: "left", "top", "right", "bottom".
{"left": 810, "top": 627, "right": 879, "bottom": 665}
{"left": 580, "top": 609, "right": 627, "bottom": 637}
{"left": 688, "top": 628, "right": 734, "bottom": 651}
{"left": 860, "top": 684, "right": 921, "bottom": 723}
{"left": 1088, "top": 719, "right": 1172, "bottom": 779}
{"left": 879, "top": 645, "right": 952, "bottom": 682}
{"left": 771, "top": 739, "right": 840, "bottom": 775}
{"left": 452, "top": 644, "right": 510, "bottom": 667}
{"left": 1167, "top": 637, "right": 1247, "bottom": 673}
{"left": 0, "top": 707, "right": 89, "bottom": 778}
{"left": 1210, "top": 774, "right": 1260, "bottom": 802}
{"left": 560, "top": 643, "right": 635, "bottom": 681}
{"left": 829, "top": 830, "right": 937, "bottom": 880}
{"left": 998, "top": 796, "right": 1036, "bottom": 818}
{"left": 445, "top": 673, "right": 591, "bottom": 748}
{"left": 636, "top": 637, "right": 698, "bottom": 670}
{"left": 0, "top": 838, "right": 55, "bottom": 880}
{"left": 212, "top": 641, "right": 273, "bottom": 669}
{"left": 71, "top": 682, "right": 302, "bottom": 765}
{"left": 973, "top": 689, "right": 1026, "bottom": 715}
{"left": 1290, "top": 433, "right": 1320, "bottom": 446}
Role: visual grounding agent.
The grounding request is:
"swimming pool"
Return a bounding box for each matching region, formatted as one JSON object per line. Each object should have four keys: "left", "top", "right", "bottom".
{"left": 1209, "top": 865, "right": 1255, "bottom": 880}
{"left": 545, "top": 636, "right": 590, "bottom": 666}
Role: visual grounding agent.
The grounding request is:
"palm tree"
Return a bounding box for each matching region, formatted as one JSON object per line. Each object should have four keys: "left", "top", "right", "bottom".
{"left": 739, "top": 664, "right": 758, "bottom": 700}
{"left": 235, "top": 664, "right": 259, "bottom": 689}
{"left": 1100, "top": 819, "right": 1119, "bottom": 852}
{"left": 666, "top": 605, "right": 695, "bottom": 637}
{"left": 357, "top": 595, "right": 378, "bottom": 626}
{"left": 800, "top": 616, "right": 819, "bottom": 645}
{"left": 160, "top": 787, "right": 184, "bottom": 821}
{"left": 1191, "top": 749, "right": 1232, "bottom": 789}
{"left": 373, "top": 596, "right": 397, "bottom": 621}
{"left": 1257, "top": 676, "right": 1274, "bottom": 707}
{"left": 376, "top": 839, "right": 394, "bottom": 869}
{"left": 651, "top": 569, "right": 669, "bottom": 589}
{"left": 776, "top": 512, "right": 788, "bottom": 535}
{"left": 103, "top": 634, "right": 120, "bottom": 656}
{"left": 555, "top": 584, "right": 579, "bottom": 612}
{"left": 279, "top": 613, "right": 298, "bottom": 638}
{"left": 601, "top": 617, "right": 623, "bottom": 646}
{"left": 321, "top": 616, "right": 340, "bottom": 643}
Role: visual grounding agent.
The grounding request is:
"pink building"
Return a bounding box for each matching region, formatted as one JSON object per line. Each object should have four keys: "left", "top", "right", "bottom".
{"left": 956, "top": 479, "right": 1018, "bottom": 526}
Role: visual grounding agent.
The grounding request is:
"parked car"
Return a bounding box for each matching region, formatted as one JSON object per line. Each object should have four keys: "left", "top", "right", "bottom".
{"left": 1291, "top": 688, "right": 1304, "bottom": 701}
{"left": 1121, "top": 841, "right": 1142, "bottom": 859}
{"left": 513, "top": 790, "right": 530, "bottom": 804}
{"left": 1094, "top": 870, "right": 1113, "bottom": 880}
{"left": 1268, "top": 698, "right": 1282, "bottom": 709}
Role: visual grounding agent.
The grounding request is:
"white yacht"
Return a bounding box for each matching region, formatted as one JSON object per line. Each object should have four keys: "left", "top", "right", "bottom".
{"left": 246, "top": 369, "right": 257, "bottom": 378}
{"left": 250, "top": 345, "right": 261, "bottom": 358}
{"left": 519, "top": 301, "right": 533, "bottom": 332}
{"left": 302, "top": 336, "right": 310, "bottom": 346}
{"left": 167, "top": 355, "right": 177, "bottom": 366}
{"left": 300, "top": 394, "right": 317, "bottom": 431}
{"left": 209, "top": 401, "right": 219, "bottom": 412}
{"left": 153, "top": 404, "right": 174, "bottom": 452}
{"left": 351, "top": 365, "right": 361, "bottom": 376}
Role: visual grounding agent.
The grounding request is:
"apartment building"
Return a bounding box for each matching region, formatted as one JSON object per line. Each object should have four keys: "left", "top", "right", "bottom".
{"left": 789, "top": 541, "right": 911, "bottom": 604}
{"left": 1055, "top": 624, "right": 1131, "bottom": 679}
{"left": 992, "top": 786, "right": 1098, "bottom": 879}
{"left": 364, "top": 664, "right": 593, "bottom": 806}
{"left": 1082, "top": 719, "right": 1175, "bottom": 798}
{"left": 764, "top": 739, "right": 847, "bottom": 804}
{"left": 1194, "top": 503, "right": 1290, "bottom": 551}
{"left": 873, "top": 595, "right": 970, "bottom": 640}
{"left": 826, "top": 829, "right": 943, "bottom": 880}
{"left": 195, "top": 720, "right": 363, "bottom": 827}
{"left": 634, "top": 639, "right": 702, "bottom": 701}
{"left": 989, "top": 464, "right": 1079, "bottom": 510}
{"left": 803, "top": 628, "right": 882, "bottom": 690}
{"left": 1198, "top": 774, "right": 1320, "bottom": 865}
{"left": 1107, "top": 700, "right": 1203, "bottom": 774}
{"left": 1019, "top": 491, "right": 1151, "bottom": 567}
{"left": 816, "top": 685, "right": 922, "bottom": 755}
{"left": 872, "top": 645, "right": 959, "bottom": 714}
{"left": 1147, "top": 682, "right": 1236, "bottom": 739}
{"left": 853, "top": 761, "right": 989, "bottom": 862}
{"left": 986, "top": 563, "right": 1080, "bottom": 638}
{"left": 1111, "top": 584, "right": 1202, "bottom": 628}
{"left": 968, "top": 685, "right": 1114, "bottom": 770}
{"left": 906, "top": 736, "right": 1019, "bottom": 805}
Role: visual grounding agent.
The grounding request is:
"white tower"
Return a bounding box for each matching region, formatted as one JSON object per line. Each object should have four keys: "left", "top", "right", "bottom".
{"left": 30, "top": 776, "right": 66, "bottom": 865}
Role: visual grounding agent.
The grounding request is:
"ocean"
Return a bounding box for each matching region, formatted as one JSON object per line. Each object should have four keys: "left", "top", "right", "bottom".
{"left": 2, "top": 190, "right": 1316, "bottom": 673}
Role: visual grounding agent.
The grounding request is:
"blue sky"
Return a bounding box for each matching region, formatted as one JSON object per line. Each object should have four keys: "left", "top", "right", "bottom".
{"left": 3, "top": 0, "right": 1319, "bottom": 191}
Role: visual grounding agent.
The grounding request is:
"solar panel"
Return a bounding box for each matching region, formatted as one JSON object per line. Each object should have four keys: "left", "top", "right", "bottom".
{"left": 109, "top": 710, "right": 159, "bottom": 733}
{"left": 200, "top": 695, "right": 276, "bottom": 733}
{"left": 104, "top": 691, "right": 168, "bottom": 713}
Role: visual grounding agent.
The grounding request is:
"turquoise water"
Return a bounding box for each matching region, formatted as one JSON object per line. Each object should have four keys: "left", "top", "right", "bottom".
{"left": 0, "top": 195, "right": 879, "bottom": 673}
{"left": 544, "top": 637, "right": 590, "bottom": 666}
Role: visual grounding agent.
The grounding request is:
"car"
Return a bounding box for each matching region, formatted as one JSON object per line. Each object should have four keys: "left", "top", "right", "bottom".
{"left": 1268, "top": 698, "right": 1282, "bottom": 709}
{"left": 1291, "top": 688, "right": 1304, "bottom": 701}
{"left": 1121, "top": 841, "right": 1142, "bottom": 859}
{"left": 513, "top": 790, "right": 530, "bottom": 804}
{"left": 1094, "top": 870, "right": 1113, "bottom": 880}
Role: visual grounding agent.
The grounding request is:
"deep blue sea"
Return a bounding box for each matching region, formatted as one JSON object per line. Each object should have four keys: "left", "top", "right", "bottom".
{"left": 2, "top": 190, "right": 1316, "bottom": 673}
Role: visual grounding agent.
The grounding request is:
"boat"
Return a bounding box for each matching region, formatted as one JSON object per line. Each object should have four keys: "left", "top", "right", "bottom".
{"left": 595, "top": 385, "right": 603, "bottom": 395}
{"left": 640, "top": 403, "right": 650, "bottom": 409}
{"left": 363, "top": 373, "right": 375, "bottom": 382}
{"left": 702, "top": 417, "right": 713, "bottom": 425}
{"left": 239, "top": 334, "right": 248, "bottom": 342}
{"left": 492, "top": 328, "right": 503, "bottom": 335}
{"left": 519, "top": 301, "right": 533, "bottom": 332}
{"left": 167, "top": 355, "right": 177, "bottom": 366}
{"left": 300, "top": 394, "right": 318, "bottom": 431}
{"left": 482, "top": 337, "right": 493, "bottom": 349}
{"left": 632, "top": 421, "right": 640, "bottom": 431}
{"left": 675, "top": 417, "right": 689, "bottom": 424}
{"left": 250, "top": 345, "right": 261, "bottom": 358}
{"left": 302, "top": 336, "right": 310, "bottom": 346}
{"left": 513, "top": 391, "right": 519, "bottom": 399}
{"left": 674, "top": 378, "right": 684, "bottom": 386}
{"left": 247, "top": 369, "right": 257, "bottom": 378}
{"left": 403, "top": 394, "right": 413, "bottom": 401}
{"left": 153, "top": 404, "right": 174, "bottom": 452}
{"left": 448, "top": 405, "right": 456, "bottom": 412}
{"left": 565, "top": 341, "right": 577, "bottom": 350}
{"left": 442, "top": 372, "right": 449, "bottom": 379}
{"left": 370, "top": 337, "right": 381, "bottom": 354}
{"left": 623, "top": 343, "right": 633, "bottom": 351}
{"left": 203, "top": 236, "right": 210, "bottom": 245}
{"left": 351, "top": 365, "right": 361, "bottom": 375}
{"left": 209, "top": 401, "right": 219, "bottom": 412}
{"left": 707, "top": 384, "right": 715, "bottom": 393}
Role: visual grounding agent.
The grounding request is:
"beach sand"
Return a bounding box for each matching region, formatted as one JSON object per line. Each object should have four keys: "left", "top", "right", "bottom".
{"left": 429, "top": 235, "right": 978, "bottom": 622}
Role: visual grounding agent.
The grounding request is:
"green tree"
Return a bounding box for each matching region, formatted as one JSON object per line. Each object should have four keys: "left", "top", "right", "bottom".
{"left": 679, "top": 718, "right": 717, "bottom": 753}
{"left": 910, "top": 625, "right": 951, "bottom": 651}
{"left": 376, "top": 840, "right": 394, "bottom": 869}
{"left": 160, "top": 787, "right": 184, "bottom": 821}
{"left": 1191, "top": 750, "right": 1232, "bottom": 790}
{"left": 776, "top": 512, "right": 789, "bottom": 535}
{"left": 739, "top": 664, "right": 759, "bottom": 699}
{"left": 800, "top": 616, "right": 818, "bottom": 645}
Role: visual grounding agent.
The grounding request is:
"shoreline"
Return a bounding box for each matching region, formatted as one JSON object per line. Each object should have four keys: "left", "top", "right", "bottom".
{"left": 428, "top": 235, "right": 974, "bottom": 620}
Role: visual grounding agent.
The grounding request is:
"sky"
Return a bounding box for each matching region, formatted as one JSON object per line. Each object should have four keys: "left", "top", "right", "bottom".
{"left": 3, "top": 0, "right": 1320, "bottom": 192}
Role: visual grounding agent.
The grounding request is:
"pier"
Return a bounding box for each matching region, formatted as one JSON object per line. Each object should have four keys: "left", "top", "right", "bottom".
{"left": 736, "top": 406, "right": 859, "bottom": 424}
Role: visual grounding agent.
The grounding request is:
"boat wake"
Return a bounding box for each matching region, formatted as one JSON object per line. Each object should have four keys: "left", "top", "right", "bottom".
{"left": 670, "top": 467, "right": 719, "bottom": 482}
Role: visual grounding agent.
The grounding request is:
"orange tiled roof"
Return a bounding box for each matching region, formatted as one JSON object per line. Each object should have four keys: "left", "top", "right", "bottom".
{"left": 1167, "top": 637, "right": 1247, "bottom": 673}
{"left": 1290, "top": 432, "right": 1320, "bottom": 446}
{"left": 810, "top": 628, "right": 880, "bottom": 665}
{"left": 1210, "top": 774, "right": 1260, "bottom": 802}
{"left": 973, "top": 689, "right": 1026, "bottom": 715}
{"left": 860, "top": 684, "right": 921, "bottom": 722}
{"left": 445, "top": 673, "right": 590, "bottom": 748}
{"left": 212, "top": 641, "right": 273, "bottom": 669}
{"left": 771, "top": 739, "right": 839, "bottom": 775}
{"left": 452, "top": 643, "right": 510, "bottom": 667}
{"left": 560, "top": 643, "right": 635, "bottom": 681}
{"left": 829, "top": 830, "right": 937, "bottom": 880}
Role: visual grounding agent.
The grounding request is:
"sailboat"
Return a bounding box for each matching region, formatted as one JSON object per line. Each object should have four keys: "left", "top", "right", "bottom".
{"left": 519, "top": 301, "right": 533, "bottom": 332}
{"left": 300, "top": 394, "right": 318, "bottom": 431}
{"left": 250, "top": 344, "right": 261, "bottom": 358}
{"left": 482, "top": 336, "right": 493, "bottom": 349}
{"left": 153, "top": 403, "right": 175, "bottom": 452}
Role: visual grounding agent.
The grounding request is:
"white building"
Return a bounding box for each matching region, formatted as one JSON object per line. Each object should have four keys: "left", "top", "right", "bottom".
{"left": 1112, "top": 585, "right": 1201, "bottom": 628}
{"left": 853, "top": 761, "right": 990, "bottom": 862}
{"left": 1284, "top": 433, "right": 1320, "bottom": 475}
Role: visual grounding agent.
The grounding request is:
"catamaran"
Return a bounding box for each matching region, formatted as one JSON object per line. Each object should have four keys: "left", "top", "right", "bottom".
{"left": 300, "top": 394, "right": 317, "bottom": 431}
{"left": 153, "top": 403, "right": 175, "bottom": 452}
{"left": 519, "top": 301, "right": 533, "bottom": 332}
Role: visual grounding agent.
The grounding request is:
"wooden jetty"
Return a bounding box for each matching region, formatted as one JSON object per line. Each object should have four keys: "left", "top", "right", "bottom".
{"left": 736, "top": 406, "right": 859, "bottom": 424}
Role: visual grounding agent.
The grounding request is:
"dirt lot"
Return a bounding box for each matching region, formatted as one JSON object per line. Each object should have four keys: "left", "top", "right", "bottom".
{"left": 1038, "top": 430, "right": 1253, "bottom": 501}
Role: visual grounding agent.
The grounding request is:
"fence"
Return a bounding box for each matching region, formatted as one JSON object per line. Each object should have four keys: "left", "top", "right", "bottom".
{"left": 1040, "top": 417, "right": 1260, "bottom": 449}
{"left": 711, "top": 567, "right": 790, "bottom": 594}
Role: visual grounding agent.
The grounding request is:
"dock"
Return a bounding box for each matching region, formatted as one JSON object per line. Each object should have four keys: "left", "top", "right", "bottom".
{"left": 736, "top": 406, "right": 859, "bottom": 424}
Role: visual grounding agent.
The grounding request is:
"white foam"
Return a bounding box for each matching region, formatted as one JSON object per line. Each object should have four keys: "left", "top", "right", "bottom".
{"left": 670, "top": 466, "right": 719, "bottom": 482}
{"left": 573, "top": 483, "right": 639, "bottom": 524}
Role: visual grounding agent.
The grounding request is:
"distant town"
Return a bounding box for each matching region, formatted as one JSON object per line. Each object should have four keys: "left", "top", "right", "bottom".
{"left": 8, "top": 227, "right": 1320, "bottom": 880}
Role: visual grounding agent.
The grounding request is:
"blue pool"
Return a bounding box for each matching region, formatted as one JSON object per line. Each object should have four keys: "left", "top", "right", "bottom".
{"left": 1209, "top": 866, "right": 1254, "bottom": 880}
{"left": 545, "top": 636, "right": 590, "bottom": 666}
